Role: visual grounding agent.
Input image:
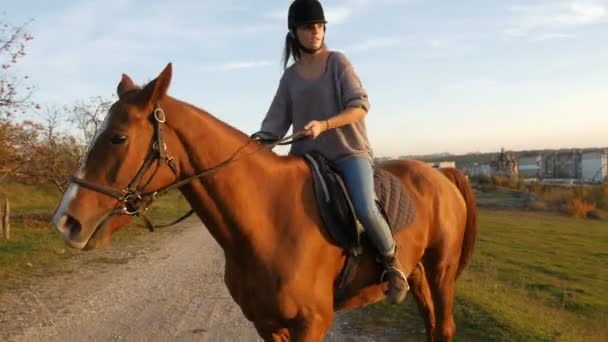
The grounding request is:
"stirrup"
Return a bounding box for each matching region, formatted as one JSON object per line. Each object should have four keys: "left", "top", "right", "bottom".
{"left": 380, "top": 266, "right": 408, "bottom": 284}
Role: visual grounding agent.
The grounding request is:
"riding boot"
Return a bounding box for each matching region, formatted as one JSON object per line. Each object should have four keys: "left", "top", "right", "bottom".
{"left": 380, "top": 248, "right": 409, "bottom": 304}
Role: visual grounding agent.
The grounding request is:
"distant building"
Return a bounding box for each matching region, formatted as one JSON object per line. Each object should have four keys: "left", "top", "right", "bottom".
{"left": 582, "top": 149, "right": 607, "bottom": 183}
{"left": 462, "top": 163, "right": 491, "bottom": 178}
{"left": 518, "top": 153, "right": 542, "bottom": 178}
{"left": 491, "top": 148, "right": 518, "bottom": 179}
{"left": 543, "top": 150, "right": 581, "bottom": 179}
{"left": 474, "top": 163, "right": 491, "bottom": 177}
{"left": 428, "top": 161, "right": 456, "bottom": 169}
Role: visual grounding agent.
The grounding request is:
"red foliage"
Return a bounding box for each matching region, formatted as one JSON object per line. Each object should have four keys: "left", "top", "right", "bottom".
{"left": 0, "top": 17, "right": 35, "bottom": 119}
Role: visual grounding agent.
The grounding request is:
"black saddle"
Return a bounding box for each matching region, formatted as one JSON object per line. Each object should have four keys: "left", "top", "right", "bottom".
{"left": 303, "top": 153, "right": 416, "bottom": 301}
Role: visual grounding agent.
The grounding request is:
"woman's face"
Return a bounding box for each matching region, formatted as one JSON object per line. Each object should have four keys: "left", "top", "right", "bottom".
{"left": 295, "top": 23, "right": 325, "bottom": 51}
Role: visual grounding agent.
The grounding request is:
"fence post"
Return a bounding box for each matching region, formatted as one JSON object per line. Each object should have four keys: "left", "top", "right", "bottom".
{"left": 2, "top": 198, "right": 9, "bottom": 241}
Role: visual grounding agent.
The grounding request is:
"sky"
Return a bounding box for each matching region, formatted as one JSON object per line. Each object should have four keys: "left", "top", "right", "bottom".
{"left": 4, "top": 0, "right": 608, "bottom": 157}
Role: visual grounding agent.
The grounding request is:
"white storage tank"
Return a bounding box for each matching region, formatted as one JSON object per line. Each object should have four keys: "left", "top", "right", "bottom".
{"left": 582, "top": 150, "right": 607, "bottom": 183}
{"left": 518, "top": 154, "right": 542, "bottom": 178}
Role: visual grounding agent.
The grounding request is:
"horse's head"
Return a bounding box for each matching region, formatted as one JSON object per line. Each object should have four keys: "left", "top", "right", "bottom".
{"left": 52, "top": 63, "right": 179, "bottom": 250}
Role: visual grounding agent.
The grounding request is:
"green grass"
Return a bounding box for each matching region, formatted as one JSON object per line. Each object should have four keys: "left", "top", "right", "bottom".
{"left": 0, "top": 183, "right": 191, "bottom": 293}
{"left": 472, "top": 211, "right": 607, "bottom": 317}
{"left": 475, "top": 188, "right": 529, "bottom": 209}
{"left": 346, "top": 210, "right": 608, "bottom": 341}
{"left": 0, "top": 183, "right": 61, "bottom": 214}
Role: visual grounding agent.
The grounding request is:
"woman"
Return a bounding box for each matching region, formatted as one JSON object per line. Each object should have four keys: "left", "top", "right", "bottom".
{"left": 255, "top": 0, "right": 408, "bottom": 304}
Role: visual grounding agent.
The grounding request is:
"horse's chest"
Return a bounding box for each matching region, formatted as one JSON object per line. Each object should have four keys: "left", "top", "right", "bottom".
{"left": 224, "top": 262, "right": 295, "bottom": 323}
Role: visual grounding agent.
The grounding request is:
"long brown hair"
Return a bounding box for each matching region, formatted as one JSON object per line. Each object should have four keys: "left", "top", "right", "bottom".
{"left": 282, "top": 31, "right": 301, "bottom": 70}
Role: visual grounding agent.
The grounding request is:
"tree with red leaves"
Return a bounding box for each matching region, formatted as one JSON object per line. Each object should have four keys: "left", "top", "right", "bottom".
{"left": 0, "top": 17, "right": 35, "bottom": 120}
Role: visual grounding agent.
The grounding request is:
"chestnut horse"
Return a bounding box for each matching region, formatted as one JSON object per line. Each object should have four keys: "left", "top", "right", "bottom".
{"left": 52, "top": 64, "right": 477, "bottom": 342}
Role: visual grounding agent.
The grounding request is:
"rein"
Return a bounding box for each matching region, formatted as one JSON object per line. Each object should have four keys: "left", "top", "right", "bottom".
{"left": 70, "top": 105, "right": 308, "bottom": 231}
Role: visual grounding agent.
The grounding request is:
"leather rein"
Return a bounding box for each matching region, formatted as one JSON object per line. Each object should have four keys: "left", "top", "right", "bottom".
{"left": 70, "top": 105, "right": 307, "bottom": 231}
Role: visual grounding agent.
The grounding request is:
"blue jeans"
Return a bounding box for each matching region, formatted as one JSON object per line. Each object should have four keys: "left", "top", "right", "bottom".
{"left": 333, "top": 156, "right": 396, "bottom": 256}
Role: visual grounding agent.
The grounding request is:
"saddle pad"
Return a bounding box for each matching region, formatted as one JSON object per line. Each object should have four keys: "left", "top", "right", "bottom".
{"left": 373, "top": 167, "right": 416, "bottom": 232}
{"left": 304, "top": 153, "right": 416, "bottom": 254}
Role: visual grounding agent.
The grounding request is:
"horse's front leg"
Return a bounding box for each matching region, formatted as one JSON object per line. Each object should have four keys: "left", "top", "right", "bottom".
{"left": 253, "top": 323, "right": 290, "bottom": 342}
{"left": 288, "top": 311, "right": 333, "bottom": 342}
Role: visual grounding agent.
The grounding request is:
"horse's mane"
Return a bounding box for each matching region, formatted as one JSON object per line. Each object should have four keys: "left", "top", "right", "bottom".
{"left": 173, "top": 98, "right": 251, "bottom": 141}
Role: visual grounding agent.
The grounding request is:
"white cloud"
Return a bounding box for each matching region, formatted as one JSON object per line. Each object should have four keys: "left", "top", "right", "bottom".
{"left": 428, "top": 39, "right": 443, "bottom": 48}
{"left": 347, "top": 36, "right": 401, "bottom": 52}
{"left": 532, "top": 32, "right": 576, "bottom": 41}
{"left": 506, "top": 1, "right": 607, "bottom": 38}
{"left": 204, "top": 61, "right": 273, "bottom": 72}
{"left": 223, "top": 4, "right": 249, "bottom": 12}
{"left": 324, "top": 7, "right": 354, "bottom": 24}
{"left": 568, "top": 2, "right": 607, "bottom": 23}
{"left": 265, "top": 9, "right": 285, "bottom": 20}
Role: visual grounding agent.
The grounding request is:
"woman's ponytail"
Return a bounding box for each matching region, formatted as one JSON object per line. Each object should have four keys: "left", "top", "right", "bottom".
{"left": 282, "top": 31, "right": 301, "bottom": 70}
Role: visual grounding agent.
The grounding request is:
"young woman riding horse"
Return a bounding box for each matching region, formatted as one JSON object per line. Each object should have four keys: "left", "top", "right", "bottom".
{"left": 252, "top": 0, "right": 408, "bottom": 305}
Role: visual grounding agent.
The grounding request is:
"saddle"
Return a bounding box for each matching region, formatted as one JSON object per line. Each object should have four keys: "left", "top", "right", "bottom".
{"left": 303, "top": 153, "right": 416, "bottom": 302}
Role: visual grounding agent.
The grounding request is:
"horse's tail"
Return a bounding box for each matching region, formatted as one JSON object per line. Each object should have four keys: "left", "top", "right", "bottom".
{"left": 439, "top": 167, "right": 478, "bottom": 278}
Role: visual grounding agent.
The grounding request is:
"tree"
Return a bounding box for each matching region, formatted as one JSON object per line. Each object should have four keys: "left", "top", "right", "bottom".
{"left": 0, "top": 107, "right": 84, "bottom": 191}
{"left": 0, "top": 95, "right": 114, "bottom": 191}
{"left": 27, "top": 106, "right": 83, "bottom": 192}
{"left": 0, "top": 119, "right": 43, "bottom": 182}
{"left": 67, "top": 96, "right": 114, "bottom": 147}
{"left": 0, "top": 17, "right": 36, "bottom": 120}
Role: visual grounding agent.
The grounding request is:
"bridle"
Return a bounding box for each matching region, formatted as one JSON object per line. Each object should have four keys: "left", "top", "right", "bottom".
{"left": 70, "top": 105, "right": 306, "bottom": 231}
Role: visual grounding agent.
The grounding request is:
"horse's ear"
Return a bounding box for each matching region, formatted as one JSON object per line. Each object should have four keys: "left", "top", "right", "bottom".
{"left": 117, "top": 74, "right": 137, "bottom": 99}
{"left": 142, "top": 63, "right": 172, "bottom": 105}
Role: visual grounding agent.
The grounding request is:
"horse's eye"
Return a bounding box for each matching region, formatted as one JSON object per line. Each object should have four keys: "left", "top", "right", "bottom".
{"left": 110, "top": 135, "right": 127, "bottom": 145}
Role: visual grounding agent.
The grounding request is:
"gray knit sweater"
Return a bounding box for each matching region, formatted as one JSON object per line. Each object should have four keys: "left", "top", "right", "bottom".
{"left": 261, "top": 51, "right": 372, "bottom": 162}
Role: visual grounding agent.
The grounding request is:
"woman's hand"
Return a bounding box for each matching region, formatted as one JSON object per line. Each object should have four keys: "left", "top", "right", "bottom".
{"left": 304, "top": 120, "right": 328, "bottom": 139}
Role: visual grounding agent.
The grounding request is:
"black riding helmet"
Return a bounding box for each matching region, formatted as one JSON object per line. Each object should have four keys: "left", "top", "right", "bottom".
{"left": 288, "top": 0, "right": 327, "bottom": 30}
{"left": 287, "top": 0, "right": 328, "bottom": 55}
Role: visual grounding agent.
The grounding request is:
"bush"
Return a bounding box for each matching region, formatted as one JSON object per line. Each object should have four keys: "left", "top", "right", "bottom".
{"left": 480, "top": 183, "right": 498, "bottom": 192}
{"left": 524, "top": 183, "right": 606, "bottom": 219}
{"left": 492, "top": 176, "right": 510, "bottom": 187}
{"left": 490, "top": 175, "right": 523, "bottom": 190}
{"left": 569, "top": 184, "right": 608, "bottom": 210}
{"left": 476, "top": 174, "right": 491, "bottom": 185}
{"left": 566, "top": 199, "right": 596, "bottom": 219}
{"left": 528, "top": 200, "right": 549, "bottom": 211}
{"left": 587, "top": 209, "right": 603, "bottom": 220}
{"left": 593, "top": 184, "right": 608, "bottom": 209}
{"left": 542, "top": 188, "right": 572, "bottom": 208}
{"left": 528, "top": 182, "right": 545, "bottom": 196}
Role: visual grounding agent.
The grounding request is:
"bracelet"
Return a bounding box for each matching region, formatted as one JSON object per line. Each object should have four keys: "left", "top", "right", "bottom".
{"left": 325, "top": 120, "right": 330, "bottom": 131}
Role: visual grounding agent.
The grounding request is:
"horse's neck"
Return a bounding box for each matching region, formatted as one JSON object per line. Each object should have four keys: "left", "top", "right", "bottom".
{"left": 168, "top": 100, "right": 288, "bottom": 254}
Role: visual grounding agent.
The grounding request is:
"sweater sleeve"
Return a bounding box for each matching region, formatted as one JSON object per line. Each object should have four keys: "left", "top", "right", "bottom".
{"left": 261, "top": 74, "right": 292, "bottom": 138}
{"left": 337, "top": 54, "right": 370, "bottom": 112}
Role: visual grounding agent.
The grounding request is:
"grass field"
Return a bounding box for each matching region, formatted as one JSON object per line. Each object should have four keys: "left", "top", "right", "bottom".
{"left": 348, "top": 209, "right": 608, "bottom": 341}
{"left": 1, "top": 184, "right": 607, "bottom": 340}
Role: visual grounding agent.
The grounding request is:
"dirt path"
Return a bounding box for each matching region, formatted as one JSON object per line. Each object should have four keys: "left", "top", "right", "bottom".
{"left": 0, "top": 219, "right": 393, "bottom": 341}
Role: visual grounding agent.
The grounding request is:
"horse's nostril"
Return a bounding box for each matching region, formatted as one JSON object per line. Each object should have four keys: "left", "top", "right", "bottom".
{"left": 65, "top": 215, "right": 82, "bottom": 238}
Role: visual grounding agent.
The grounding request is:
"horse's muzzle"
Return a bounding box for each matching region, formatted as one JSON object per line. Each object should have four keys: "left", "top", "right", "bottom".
{"left": 52, "top": 214, "right": 87, "bottom": 249}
